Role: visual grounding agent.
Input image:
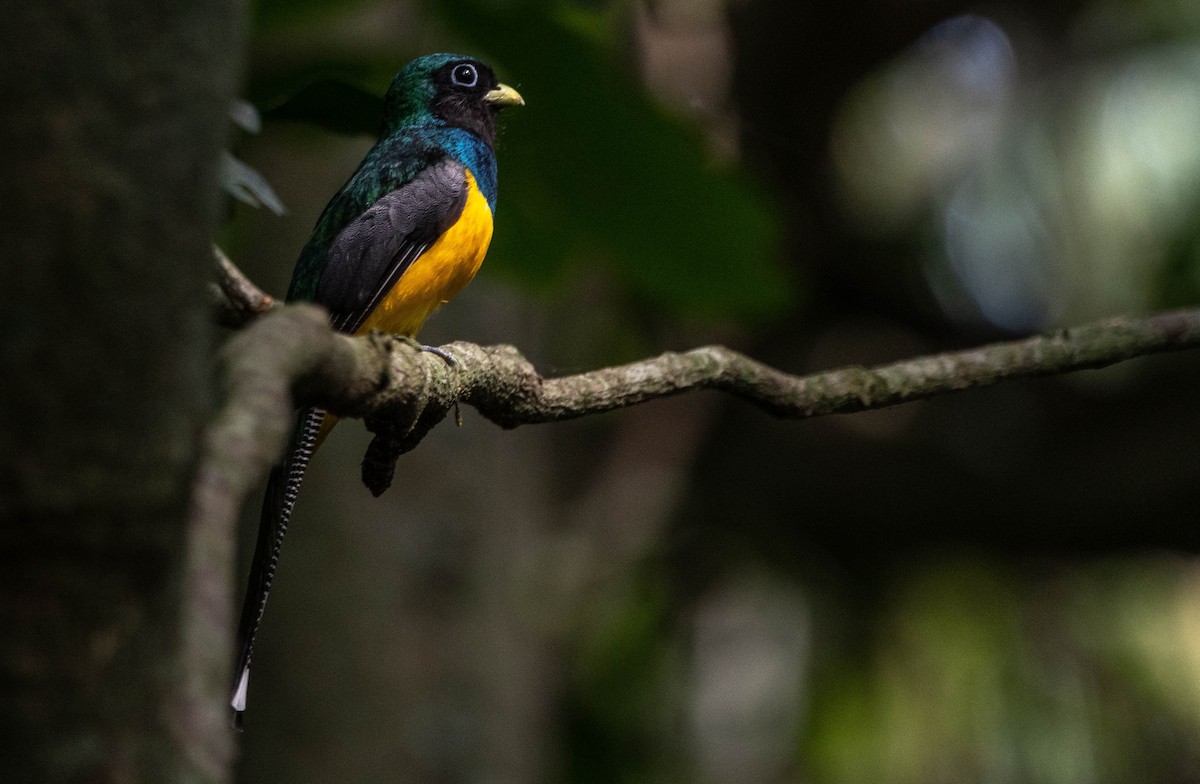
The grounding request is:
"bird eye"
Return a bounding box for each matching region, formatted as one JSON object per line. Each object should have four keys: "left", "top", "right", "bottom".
{"left": 451, "top": 63, "right": 478, "bottom": 88}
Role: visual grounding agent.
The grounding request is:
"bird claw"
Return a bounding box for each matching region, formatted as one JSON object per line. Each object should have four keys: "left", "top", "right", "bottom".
{"left": 410, "top": 340, "right": 458, "bottom": 367}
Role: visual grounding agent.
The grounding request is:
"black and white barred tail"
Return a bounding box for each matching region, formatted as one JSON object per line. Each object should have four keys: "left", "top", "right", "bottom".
{"left": 231, "top": 406, "right": 324, "bottom": 725}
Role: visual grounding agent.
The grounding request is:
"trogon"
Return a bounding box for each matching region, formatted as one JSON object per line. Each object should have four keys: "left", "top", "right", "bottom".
{"left": 232, "top": 53, "right": 523, "bottom": 722}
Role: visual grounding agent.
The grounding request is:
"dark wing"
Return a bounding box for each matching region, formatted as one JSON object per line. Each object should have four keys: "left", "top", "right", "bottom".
{"left": 316, "top": 157, "right": 469, "bottom": 334}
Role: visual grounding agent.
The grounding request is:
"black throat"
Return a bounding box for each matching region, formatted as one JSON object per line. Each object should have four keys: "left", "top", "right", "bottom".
{"left": 431, "top": 92, "right": 498, "bottom": 147}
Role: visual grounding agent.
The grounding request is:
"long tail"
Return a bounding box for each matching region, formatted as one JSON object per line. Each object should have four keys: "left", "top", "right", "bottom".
{"left": 231, "top": 406, "right": 325, "bottom": 726}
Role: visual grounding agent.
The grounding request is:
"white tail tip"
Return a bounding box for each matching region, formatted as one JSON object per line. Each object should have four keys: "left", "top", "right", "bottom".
{"left": 231, "top": 666, "right": 250, "bottom": 713}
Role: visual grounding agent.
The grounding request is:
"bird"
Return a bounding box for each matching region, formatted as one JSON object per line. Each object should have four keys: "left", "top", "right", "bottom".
{"left": 231, "top": 53, "right": 523, "bottom": 724}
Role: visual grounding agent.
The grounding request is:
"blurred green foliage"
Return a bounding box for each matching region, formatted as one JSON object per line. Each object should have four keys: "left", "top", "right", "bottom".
{"left": 805, "top": 558, "right": 1200, "bottom": 784}
{"left": 253, "top": 0, "right": 374, "bottom": 36}
{"left": 432, "top": 0, "right": 789, "bottom": 321}
{"left": 228, "top": 2, "right": 1200, "bottom": 783}
{"left": 241, "top": 0, "right": 791, "bottom": 323}
{"left": 566, "top": 575, "right": 679, "bottom": 783}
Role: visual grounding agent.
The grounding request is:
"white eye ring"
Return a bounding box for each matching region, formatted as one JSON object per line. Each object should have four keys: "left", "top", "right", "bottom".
{"left": 451, "top": 63, "right": 478, "bottom": 88}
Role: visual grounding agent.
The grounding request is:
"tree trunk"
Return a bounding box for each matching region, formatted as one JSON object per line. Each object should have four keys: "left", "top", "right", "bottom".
{"left": 0, "top": 2, "right": 241, "bottom": 781}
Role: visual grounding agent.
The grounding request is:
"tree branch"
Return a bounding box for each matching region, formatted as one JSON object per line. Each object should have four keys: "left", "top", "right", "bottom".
{"left": 212, "top": 245, "right": 277, "bottom": 327}
{"left": 205, "top": 268, "right": 1200, "bottom": 501}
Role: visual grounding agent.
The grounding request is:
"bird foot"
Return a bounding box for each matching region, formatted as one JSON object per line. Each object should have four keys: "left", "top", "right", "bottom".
{"left": 420, "top": 344, "right": 458, "bottom": 366}
{"left": 396, "top": 336, "right": 458, "bottom": 367}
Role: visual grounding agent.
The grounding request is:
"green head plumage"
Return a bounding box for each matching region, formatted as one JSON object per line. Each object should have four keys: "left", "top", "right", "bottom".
{"left": 381, "top": 53, "right": 524, "bottom": 144}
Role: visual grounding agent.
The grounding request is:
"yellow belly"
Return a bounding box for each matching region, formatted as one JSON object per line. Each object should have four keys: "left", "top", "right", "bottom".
{"left": 316, "top": 169, "right": 493, "bottom": 448}
{"left": 355, "top": 169, "right": 494, "bottom": 339}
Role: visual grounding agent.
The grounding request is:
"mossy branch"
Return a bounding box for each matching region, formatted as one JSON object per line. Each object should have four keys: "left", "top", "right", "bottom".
{"left": 205, "top": 248, "right": 1200, "bottom": 501}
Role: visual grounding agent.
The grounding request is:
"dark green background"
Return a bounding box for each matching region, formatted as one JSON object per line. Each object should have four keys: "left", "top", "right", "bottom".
{"left": 223, "top": 1, "right": 1200, "bottom": 781}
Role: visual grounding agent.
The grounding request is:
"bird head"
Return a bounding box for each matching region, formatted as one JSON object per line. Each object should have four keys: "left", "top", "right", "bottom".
{"left": 382, "top": 53, "right": 524, "bottom": 143}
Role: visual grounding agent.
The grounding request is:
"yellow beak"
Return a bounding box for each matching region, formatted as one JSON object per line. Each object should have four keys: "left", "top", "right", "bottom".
{"left": 485, "top": 83, "right": 525, "bottom": 108}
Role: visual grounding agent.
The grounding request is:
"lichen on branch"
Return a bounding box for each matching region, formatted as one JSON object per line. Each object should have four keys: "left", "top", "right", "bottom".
{"left": 206, "top": 248, "right": 1200, "bottom": 500}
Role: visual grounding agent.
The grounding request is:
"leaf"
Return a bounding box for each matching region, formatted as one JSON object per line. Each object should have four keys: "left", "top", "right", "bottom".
{"left": 221, "top": 151, "right": 288, "bottom": 216}
{"left": 229, "top": 99, "right": 263, "bottom": 134}
{"left": 259, "top": 79, "right": 384, "bottom": 137}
